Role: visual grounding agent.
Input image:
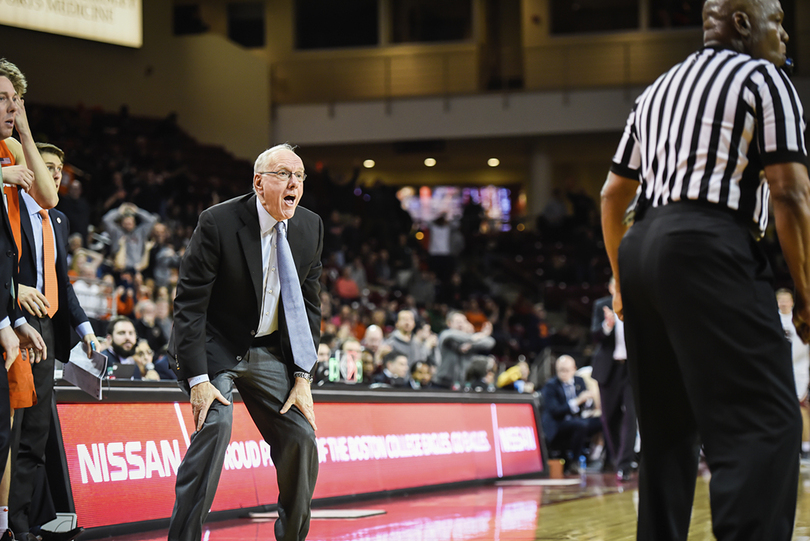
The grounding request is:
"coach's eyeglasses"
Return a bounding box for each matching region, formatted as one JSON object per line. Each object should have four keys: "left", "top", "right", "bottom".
{"left": 258, "top": 170, "right": 307, "bottom": 182}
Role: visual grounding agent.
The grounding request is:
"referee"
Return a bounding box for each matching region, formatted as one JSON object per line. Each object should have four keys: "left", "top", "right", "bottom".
{"left": 601, "top": 0, "right": 808, "bottom": 539}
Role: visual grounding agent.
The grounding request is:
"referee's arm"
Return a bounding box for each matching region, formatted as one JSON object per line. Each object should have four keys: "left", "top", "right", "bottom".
{"left": 768, "top": 161, "right": 810, "bottom": 343}
{"left": 600, "top": 172, "right": 639, "bottom": 321}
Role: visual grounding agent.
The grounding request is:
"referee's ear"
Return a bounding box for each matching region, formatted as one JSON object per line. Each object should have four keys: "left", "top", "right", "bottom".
{"left": 732, "top": 11, "right": 751, "bottom": 39}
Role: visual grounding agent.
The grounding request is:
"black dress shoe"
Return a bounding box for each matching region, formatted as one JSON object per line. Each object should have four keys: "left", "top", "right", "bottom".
{"left": 36, "top": 528, "right": 83, "bottom": 541}
{"left": 617, "top": 469, "right": 632, "bottom": 482}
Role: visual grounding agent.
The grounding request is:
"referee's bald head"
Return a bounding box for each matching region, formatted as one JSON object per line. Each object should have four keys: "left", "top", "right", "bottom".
{"left": 703, "top": 0, "right": 789, "bottom": 67}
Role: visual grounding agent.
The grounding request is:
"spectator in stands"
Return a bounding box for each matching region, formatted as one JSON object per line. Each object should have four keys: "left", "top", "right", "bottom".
{"left": 65, "top": 232, "right": 82, "bottom": 270}
{"left": 465, "top": 298, "right": 489, "bottom": 332}
{"left": 102, "top": 202, "right": 158, "bottom": 270}
{"left": 69, "top": 244, "right": 103, "bottom": 280}
{"left": 428, "top": 214, "right": 454, "bottom": 285}
{"left": 55, "top": 180, "right": 90, "bottom": 243}
{"left": 143, "top": 222, "right": 182, "bottom": 288}
{"left": 133, "top": 299, "right": 168, "bottom": 354}
{"left": 319, "top": 291, "right": 334, "bottom": 327}
{"left": 334, "top": 266, "right": 360, "bottom": 302}
{"left": 361, "top": 349, "right": 377, "bottom": 383}
{"left": 497, "top": 359, "right": 535, "bottom": 393}
{"left": 314, "top": 343, "right": 331, "bottom": 386}
{"left": 132, "top": 339, "right": 177, "bottom": 381}
{"left": 410, "top": 360, "right": 433, "bottom": 389}
{"left": 434, "top": 312, "right": 495, "bottom": 389}
{"left": 347, "top": 256, "right": 367, "bottom": 292}
{"left": 541, "top": 355, "right": 602, "bottom": 474}
{"left": 114, "top": 268, "right": 136, "bottom": 317}
{"left": 71, "top": 268, "right": 111, "bottom": 330}
{"left": 154, "top": 298, "right": 173, "bottom": 339}
{"left": 361, "top": 325, "right": 384, "bottom": 356}
{"left": 132, "top": 339, "right": 162, "bottom": 381}
{"left": 384, "top": 309, "right": 428, "bottom": 366}
{"left": 371, "top": 352, "right": 409, "bottom": 388}
{"left": 465, "top": 356, "right": 496, "bottom": 392}
{"left": 413, "top": 322, "right": 438, "bottom": 364}
{"left": 102, "top": 315, "right": 138, "bottom": 372}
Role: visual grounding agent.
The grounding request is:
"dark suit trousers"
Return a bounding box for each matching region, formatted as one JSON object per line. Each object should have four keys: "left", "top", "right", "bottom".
{"left": 553, "top": 417, "right": 602, "bottom": 461}
{"left": 598, "top": 361, "right": 636, "bottom": 471}
{"left": 619, "top": 204, "right": 800, "bottom": 541}
{"left": 10, "top": 316, "right": 57, "bottom": 535}
{"left": 168, "top": 346, "right": 318, "bottom": 541}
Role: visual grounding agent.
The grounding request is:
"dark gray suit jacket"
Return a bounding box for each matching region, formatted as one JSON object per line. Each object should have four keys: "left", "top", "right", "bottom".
{"left": 169, "top": 193, "right": 323, "bottom": 382}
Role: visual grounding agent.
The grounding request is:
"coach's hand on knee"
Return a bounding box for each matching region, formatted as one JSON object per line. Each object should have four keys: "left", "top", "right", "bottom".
{"left": 282, "top": 378, "right": 317, "bottom": 431}
{"left": 190, "top": 381, "right": 231, "bottom": 432}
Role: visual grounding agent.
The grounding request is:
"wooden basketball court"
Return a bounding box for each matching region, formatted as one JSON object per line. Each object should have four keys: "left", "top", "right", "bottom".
{"left": 106, "top": 463, "right": 810, "bottom": 540}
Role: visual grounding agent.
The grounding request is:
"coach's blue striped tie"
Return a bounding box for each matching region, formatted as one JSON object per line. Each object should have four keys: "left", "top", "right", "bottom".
{"left": 275, "top": 221, "right": 316, "bottom": 372}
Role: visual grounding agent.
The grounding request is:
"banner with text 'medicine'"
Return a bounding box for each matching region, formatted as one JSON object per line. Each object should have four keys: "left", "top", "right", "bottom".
{"left": 0, "top": 0, "right": 142, "bottom": 48}
{"left": 57, "top": 401, "right": 543, "bottom": 528}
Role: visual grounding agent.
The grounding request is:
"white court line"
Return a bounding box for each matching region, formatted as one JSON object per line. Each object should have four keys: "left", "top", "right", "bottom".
{"left": 174, "top": 402, "right": 191, "bottom": 448}
{"left": 490, "top": 403, "right": 503, "bottom": 478}
{"left": 496, "top": 479, "right": 581, "bottom": 486}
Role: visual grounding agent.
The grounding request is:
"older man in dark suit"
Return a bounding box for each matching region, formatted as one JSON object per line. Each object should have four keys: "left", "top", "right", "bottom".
{"left": 591, "top": 276, "right": 636, "bottom": 481}
{"left": 168, "top": 144, "right": 322, "bottom": 541}
{"left": 541, "top": 355, "right": 601, "bottom": 474}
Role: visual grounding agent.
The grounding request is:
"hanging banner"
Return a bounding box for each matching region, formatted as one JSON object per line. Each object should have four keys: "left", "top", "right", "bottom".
{"left": 0, "top": 0, "right": 142, "bottom": 48}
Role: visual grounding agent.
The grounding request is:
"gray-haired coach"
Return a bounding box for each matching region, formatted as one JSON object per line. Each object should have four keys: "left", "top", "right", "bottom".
{"left": 168, "top": 144, "right": 322, "bottom": 541}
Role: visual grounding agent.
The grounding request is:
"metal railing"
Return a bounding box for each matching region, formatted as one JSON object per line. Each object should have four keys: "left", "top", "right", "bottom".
{"left": 269, "top": 30, "right": 703, "bottom": 105}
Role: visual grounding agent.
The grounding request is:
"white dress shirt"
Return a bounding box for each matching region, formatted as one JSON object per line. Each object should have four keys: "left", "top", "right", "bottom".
{"left": 255, "top": 198, "right": 282, "bottom": 337}
{"left": 613, "top": 316, "right": 627, "bottom": 361}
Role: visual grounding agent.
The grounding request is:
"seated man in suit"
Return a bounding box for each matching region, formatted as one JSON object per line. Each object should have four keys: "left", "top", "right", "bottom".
{"left": 371, "top": 352, "right": 409, "bottom": 388}
{"left": 541, "top": 355, "right": 602, "bottom": 474}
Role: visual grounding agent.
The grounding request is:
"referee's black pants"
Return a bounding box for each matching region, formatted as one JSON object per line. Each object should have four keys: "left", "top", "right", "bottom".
{"left": 618, "top": 203, "right": 800, "bottom": 541}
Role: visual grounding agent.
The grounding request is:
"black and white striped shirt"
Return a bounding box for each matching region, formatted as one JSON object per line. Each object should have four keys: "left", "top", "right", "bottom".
{"left": 611, "top": 47, "right": 807, "bottom": 235}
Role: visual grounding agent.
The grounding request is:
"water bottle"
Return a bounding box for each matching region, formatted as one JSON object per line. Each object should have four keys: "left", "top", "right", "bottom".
{"left": 579, "top": 455, "right": 587, "bottom": 475}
